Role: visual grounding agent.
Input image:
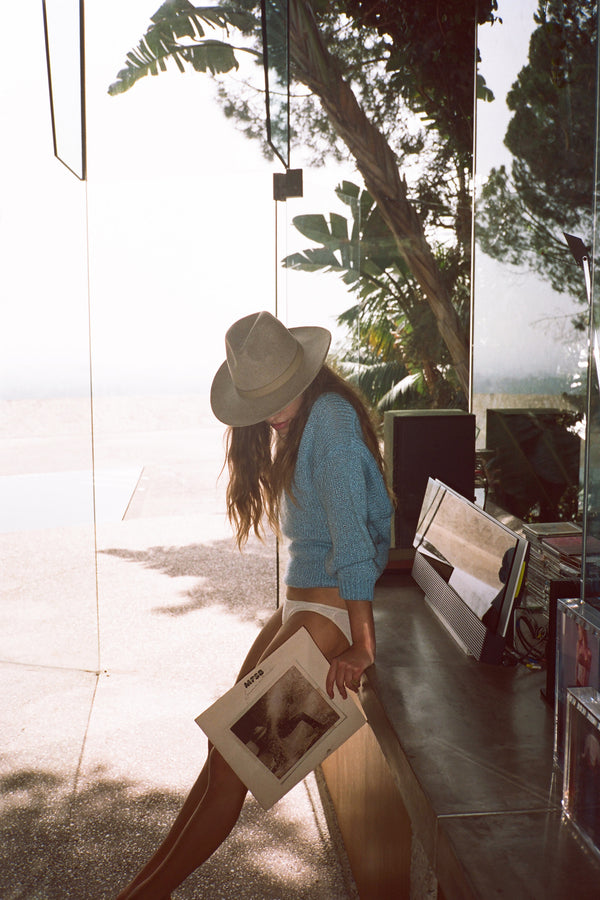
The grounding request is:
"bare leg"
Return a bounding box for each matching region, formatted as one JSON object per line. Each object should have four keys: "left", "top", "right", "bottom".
{"left": 116, "top": 608, "right": 285, "bottom": 899}
{"left": 115, "top": 607, "right": 349, "bottom": 899}
{"left": 115, "top": 760, "right": 210, "bottom": 899}
{"left": 122, "top": 749, "right": 248, "bottom": 900}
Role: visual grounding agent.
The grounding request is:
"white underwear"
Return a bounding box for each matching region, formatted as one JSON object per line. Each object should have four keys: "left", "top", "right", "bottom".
{"left": 281, "top": 597, "right": 352, "bottom": 644}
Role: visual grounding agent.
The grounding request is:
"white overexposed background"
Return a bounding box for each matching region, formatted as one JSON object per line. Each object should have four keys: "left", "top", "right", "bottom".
{"left": 0, "top": 0, "right": 353, "bottom": 406}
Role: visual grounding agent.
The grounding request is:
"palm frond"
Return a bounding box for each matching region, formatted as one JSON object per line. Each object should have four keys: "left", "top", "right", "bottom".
{"left": 376, "top": 373, "right": 425, "bottom": 410}
{"left": 108, "top": 1, "right": 260, "bottom": 95}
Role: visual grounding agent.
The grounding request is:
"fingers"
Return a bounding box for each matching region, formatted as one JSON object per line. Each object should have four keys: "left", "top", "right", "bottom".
{"left": 325, "top": 661, "right": 336, "bottom": 699}
{"left": 326, "top": 658, "right": 362, "bottom": 700}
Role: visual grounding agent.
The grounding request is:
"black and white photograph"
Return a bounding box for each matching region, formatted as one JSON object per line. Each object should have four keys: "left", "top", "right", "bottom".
{"left": 231, "top": 665, "right": 341, "bottom": 780}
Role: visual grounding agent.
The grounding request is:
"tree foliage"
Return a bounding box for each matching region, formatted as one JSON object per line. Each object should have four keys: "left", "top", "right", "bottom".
{"left": 476, "top": 0, "right": 596, "bottom": 312}
{"left": 109, "top": 1, "right": 499, "bottom": 402}
{"left": 108, "top": 2, "right": 259, "bottom": 95}
{"left": 210, "top": 0, "right": 498, "bottom": 164}
{"left": 284, "top": 181, "right": 467, "bottom": 409}
{"left": 343, "top": 0, "right": 499, "bottom": 161}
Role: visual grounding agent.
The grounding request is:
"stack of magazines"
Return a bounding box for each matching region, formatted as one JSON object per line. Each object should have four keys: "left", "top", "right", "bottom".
{"left": 521, "top": 521, "right": 583, "bottom": 609}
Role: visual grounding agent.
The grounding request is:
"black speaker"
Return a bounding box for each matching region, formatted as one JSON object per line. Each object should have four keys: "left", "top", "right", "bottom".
{"left": 486, "top": 408, "right": 580, "bottom": 522}
{"left": 384, "top": 410, "right": 476, "bottom": 550}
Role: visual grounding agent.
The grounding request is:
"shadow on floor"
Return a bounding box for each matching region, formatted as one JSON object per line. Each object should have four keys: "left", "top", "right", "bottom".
{"left": 2, "top": 767, "right": 353, "bottom": 900}
{"left": 101, "top": 536, "right": 278, "bottom": 622}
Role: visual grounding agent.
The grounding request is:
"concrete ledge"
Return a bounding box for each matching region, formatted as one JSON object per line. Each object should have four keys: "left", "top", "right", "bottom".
{"left": 321, "top": 572, "right": 600, "bottom": 900}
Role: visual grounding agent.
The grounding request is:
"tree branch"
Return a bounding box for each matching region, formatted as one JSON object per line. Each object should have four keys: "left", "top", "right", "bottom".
{"left": 289, "top": 0, "right": 469, "bottom": 392}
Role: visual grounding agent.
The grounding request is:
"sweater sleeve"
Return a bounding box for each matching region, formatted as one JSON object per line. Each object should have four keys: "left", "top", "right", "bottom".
{"left": 313, "top": 439, "right": 391, "bottom": 601}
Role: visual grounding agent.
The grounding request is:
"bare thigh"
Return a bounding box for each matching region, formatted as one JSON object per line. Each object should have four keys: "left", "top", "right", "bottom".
{"left": 235, "top": 606, "right": 284, "bottom": 683}
{"left": 257, "top": 608, "right": 350, "bottom": 667}
{"left": 236, "top": 607, "right": 349, "bottom": 684}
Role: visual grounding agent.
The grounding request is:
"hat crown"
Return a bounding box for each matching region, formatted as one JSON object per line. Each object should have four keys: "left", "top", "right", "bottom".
{"left": 226, "top": 311, "right": 303, "bottom": 395}
{"left": 210, "top": 310, "right": 331, "bottom": 426}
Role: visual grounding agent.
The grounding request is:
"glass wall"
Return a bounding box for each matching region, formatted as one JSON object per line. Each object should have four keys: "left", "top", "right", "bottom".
{"left": 583, "top": 5, "right": 600, "bottom": 591}
{"left": 3, "top": 10, "right": 377, "bottom": 886}
{"left": 1, "top": 4, "right": 283, "bottom": 886}
{"left": 473, "top": 0, "right": 596, "bottom": 523}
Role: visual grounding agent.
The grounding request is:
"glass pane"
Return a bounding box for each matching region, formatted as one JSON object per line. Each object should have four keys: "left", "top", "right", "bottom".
{"left": 0, "top": 178, "right": 99, "bottom": 790}
{"left": 474, "top": 1, "right": 596, "bottom": 523}
{"left": 1, "top": 11, "right": 101, "bottom": 880}
{"left": 0, "top": 146, "right": 97, "bottom": 664}
{"left": 584, "top": 22, "right": 600, "bottom": 593}
{"left": 86, "top": 97, "right": 277, "bottom": 520}
{"left": 4, "top": 4, "right": 283, "bottom": 881}
{"left": 262, "top": 0, "right": 289, "bottom": 168}
{"left": 42, "top": 0, "right": 86, "bottom": 180}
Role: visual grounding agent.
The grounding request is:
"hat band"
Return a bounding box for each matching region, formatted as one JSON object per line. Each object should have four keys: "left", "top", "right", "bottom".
{"left": 236, "top": 345, "right": 303, "bottom": 400}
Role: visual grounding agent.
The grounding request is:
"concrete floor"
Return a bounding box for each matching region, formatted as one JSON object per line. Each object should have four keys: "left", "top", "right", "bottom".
{"left": 0, "top": 396, "right": 357, "bottom": 899}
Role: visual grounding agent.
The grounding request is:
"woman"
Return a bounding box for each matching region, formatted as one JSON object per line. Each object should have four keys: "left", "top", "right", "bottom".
{"left": 116, "top": 310, "right": 393, "bottom": 899}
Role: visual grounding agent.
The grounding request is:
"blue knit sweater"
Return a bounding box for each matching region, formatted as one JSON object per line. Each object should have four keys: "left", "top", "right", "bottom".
{"left": 281, "top": 392, "right": 393, "bottom": 601}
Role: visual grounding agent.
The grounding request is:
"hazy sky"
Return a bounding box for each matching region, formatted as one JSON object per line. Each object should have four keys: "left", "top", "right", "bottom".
{"left": 0, "top": 0, "right": 351, "bottom": 401}
{"left": 473, "top": 0, "right": 586, "bottom": 389}
{"left": 0, "top": 1, "right": 585, "bottom": 403}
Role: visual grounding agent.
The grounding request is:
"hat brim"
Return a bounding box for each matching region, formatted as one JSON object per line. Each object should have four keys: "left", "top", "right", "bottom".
{"left": 210, "top": 325, "right": 331, "bottom": 426}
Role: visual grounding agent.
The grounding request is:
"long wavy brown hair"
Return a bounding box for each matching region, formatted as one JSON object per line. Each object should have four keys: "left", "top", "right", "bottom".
{"left": 224, "top": 364, "right": 392, "bottom": 547}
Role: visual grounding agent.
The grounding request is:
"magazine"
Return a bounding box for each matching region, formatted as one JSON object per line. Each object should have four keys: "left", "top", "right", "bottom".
{"left": 195, "top": 627, "right": 366, "bottom": 809}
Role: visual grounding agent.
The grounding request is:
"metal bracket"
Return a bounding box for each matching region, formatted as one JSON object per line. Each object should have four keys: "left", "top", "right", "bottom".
{"left": 273, "top": 169, "right": 303, "bottom": 201}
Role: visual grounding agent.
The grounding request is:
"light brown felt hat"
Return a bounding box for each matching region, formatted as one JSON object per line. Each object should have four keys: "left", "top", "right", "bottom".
{"left": 210, "top": 311, "right": 331, "bottom": 427}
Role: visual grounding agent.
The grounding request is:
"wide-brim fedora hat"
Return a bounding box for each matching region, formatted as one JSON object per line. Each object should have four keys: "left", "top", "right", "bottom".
{"left": 210, "top": 311, "right": 331, "bottom": 426}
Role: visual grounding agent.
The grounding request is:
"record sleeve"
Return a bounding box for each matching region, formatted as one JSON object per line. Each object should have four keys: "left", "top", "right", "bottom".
{"left": 555, "top": 600, "right": 600, "bottom": 769}
{"left": 563, "top": 687, "right": 600, "bottom": 859}
{"left": 195, "top": 628, "right": 367, "bottom": 809}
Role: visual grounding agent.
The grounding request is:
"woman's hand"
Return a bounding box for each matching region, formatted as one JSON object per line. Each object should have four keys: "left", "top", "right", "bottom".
{"left": 325, "top": 599, "right": 376, "bottom": 699}
{"left": 326, "top": 643, "right": 374, "bottom": 700}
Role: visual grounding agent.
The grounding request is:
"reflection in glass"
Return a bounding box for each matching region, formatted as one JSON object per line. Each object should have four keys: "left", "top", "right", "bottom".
{"left": 261, "top": 0, "right": 289, "bottom": 168}
{"left": 485, "top": 408, "right": 581, "bottom": 522}
{"left": 584, "top": 22, "right": 600, "bottom": 595}
{"left": 42, "top": 0, "right": 87, "bottom": 180}
{"left": 473, "top": 1, "right": 596, "bottom": 522}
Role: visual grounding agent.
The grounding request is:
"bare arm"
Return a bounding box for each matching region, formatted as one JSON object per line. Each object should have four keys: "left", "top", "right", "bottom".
{"left": 325, "top": 599, "right": 376, "bottom": 699}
